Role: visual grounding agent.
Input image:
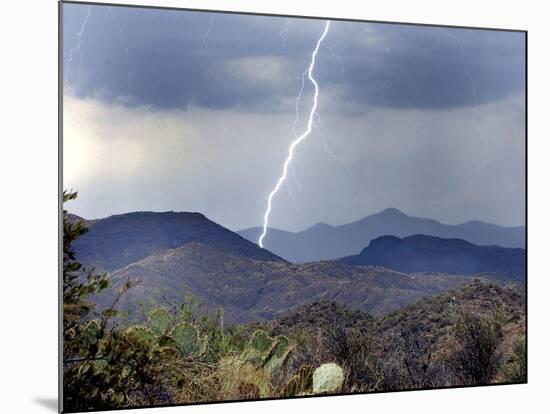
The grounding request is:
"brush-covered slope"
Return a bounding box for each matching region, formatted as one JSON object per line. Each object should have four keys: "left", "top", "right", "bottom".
{"left": 96, "top": 242, "right": 503, "bottom": 324}
{"left": 257, "top": 282, "right": 525, "bottom": 388}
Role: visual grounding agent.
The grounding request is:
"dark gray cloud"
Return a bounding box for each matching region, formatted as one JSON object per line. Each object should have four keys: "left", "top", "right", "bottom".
{"left": 63, "top": 3, "right": 525, "bottom": 112}
{"left": 62, "top": 3, "right": 525, "bottom": 230}
{"left": 319, "top": 22, "right": 525, "bottom": 110}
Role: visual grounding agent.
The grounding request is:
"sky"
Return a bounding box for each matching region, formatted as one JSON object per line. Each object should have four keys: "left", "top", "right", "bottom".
{"left": 62, "top": 2, "right": 526, "bottom": 232}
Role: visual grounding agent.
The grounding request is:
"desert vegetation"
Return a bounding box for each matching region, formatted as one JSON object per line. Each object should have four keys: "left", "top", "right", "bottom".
{"left": 63, "top": 191, "right": 526, "bottom": 412}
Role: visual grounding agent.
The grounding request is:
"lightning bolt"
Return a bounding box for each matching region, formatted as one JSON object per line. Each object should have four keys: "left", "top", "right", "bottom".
{"left": 258, "top": 21, "right": 331, "bottom": 248}
{"left": 284, "top": 40, "right": 351, "bottom": 208}
{"left": 198, "top": 15, "right": 215, "bottom": 59}
{"left": 313, "top": 113, "right": 352, "bottom": 175}
{"left": 279, "top": 18, "right": 290, "bottom": 47}
{"left": 64, "top": 5, "right": 92, "bottom": 89}
{"left": 283, "top": 69, "right": 308, "bottom": 204}
{"left": 313, "top": 43, "right": 351, "bottom": 169}
{"left": 287, "top": 42, "right": 350, "bottom": 183}
{"left": 441, "top": 28, "right": 489, "bottom": 167}
{"left": 292, "top": 69, "right": 308, "bottom": 137}
{"left": 108, "top": 6, "right": 132, "bottom": 98}
{"left": 323, "top": 44, "right": 350, "bottom": 92}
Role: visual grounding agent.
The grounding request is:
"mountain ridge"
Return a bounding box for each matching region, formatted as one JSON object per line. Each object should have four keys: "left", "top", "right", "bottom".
{"left": 341, "top": 234, "right": 525, "bottom": 277}
{"left": 238, "top": 208, "right": 525, "bottom": 263}
{"left": 73, "top": 211, "right": 285, "bottom": 272}
{"left": 94, "top": 241, "right": 518, "bottom": 324}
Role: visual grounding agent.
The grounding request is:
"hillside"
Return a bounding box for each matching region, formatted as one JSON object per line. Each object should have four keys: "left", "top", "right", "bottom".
{"left": 95, "top": 242, "right": 508, "bottom": 324}
{"left": 265, "top": 281, "right": 524, "bottom": 340}
{"left": 238, "top": 208, "right": 525, "bottom": 263}
{"left": 257, "top": 281, "right": 525, "bottom": 389}
{"left": 72, "top": 210, "right": 526, "bottom": 325}
{"left": 341, "top": 234, "right": 525, "bottom": 278}
{"left": 64, "top": 200, "right": 526, "bottom": 408}
{"left": 72, "top": 211, "right": 284, "bottom": 271}
{"left": 370, "top": 281, "right": 525, "bottom": 359}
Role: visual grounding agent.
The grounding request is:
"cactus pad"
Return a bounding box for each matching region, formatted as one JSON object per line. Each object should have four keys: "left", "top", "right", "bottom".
{"left": 169, "top": 322, "right": 207, "bottom": 358}
{"left": 148, "top": 308, "right": 173, "bottom": 335}
{"left": 312, "top": 363, "right": 344, "bottom": 394}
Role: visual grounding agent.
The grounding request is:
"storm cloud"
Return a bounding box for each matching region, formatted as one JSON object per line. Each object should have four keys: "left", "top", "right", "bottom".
{"left": 62, "top": 2, "right": 525, "bottom": 231}
{"left": 63, "top": 4, "right": 525, "bottom": 112}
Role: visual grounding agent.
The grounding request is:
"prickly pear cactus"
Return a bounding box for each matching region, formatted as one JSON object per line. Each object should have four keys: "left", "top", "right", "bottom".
{"left": 219, "top": 330, "right": 294, "bottom": 399}
{"left": 125, "top": 326, "right": 157, "bottom": 346}
{"left": 244, "top": 330, "right": 275, "bottom": 366}
{"left": 265, "top": 336, "right": 291, "bottom": 373}
{"left": 312, "top": 363, "right": 344, "bottom": 394}
{"left": 240, "top": 330, "right": 292, "bottom": 372}
{"left": 250, "top": 330, "right": 274, "bottom": 353}
{"left": 148, "top": 308, "right": 173, "bottom": 335}
{"left": 169, "top": 322, "right": 207, "bottom": 358}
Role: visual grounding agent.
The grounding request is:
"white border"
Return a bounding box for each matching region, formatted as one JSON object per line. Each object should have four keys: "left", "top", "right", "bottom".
{"left": 1, "top": 1, "right": 548, "bottom": 413}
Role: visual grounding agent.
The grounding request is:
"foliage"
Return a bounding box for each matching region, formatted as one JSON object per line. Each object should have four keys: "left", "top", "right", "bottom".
{"left": 149, "top": 308, "right": 173, "bottom": 335}
{"left": 262, "top": 284, "right": 524, "bottom": 393}
{"left": 62, "top": 190, "right": 110, "bottom": 358}
{"left": 450, "top": 311, "right": 503, "bottom": 385}
{"left": 169, "top": 322, "right": 208, "bottom": 359}
{"left": 63, "top": 191, "right": 173, "bottom": 411}
{"left": 62, "top": 191, "right": 525, "bottom": 410}
{"left": 62, "top": 191, "right": 299, "bottom": 409}
{"left": 64, "top": 325, "right": 179, "bottom": 410}
{"left": 502, "top": 336, "right": 526, "bottom": 383}
{"left": 280, "top": 365, "right": 314, "bottom": 397}
{"left": 217, "top": 329, "right": 294, "bottom": 399}
{"left": 242, "top": 330, "right": 291, "bottom": 371}
{"left": 372, "top": 321, "right": 456, "bottom": 390}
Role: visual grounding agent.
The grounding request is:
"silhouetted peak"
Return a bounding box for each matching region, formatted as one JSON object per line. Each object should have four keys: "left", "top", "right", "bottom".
{"left": 343, "top": 234, "right": 525, "bottom": 277}
{"left": 305, "top": 222, "right": 334, "bottom": 232}
{"left": 377, "top": 208, "right": 408, "bottom": 217}
{"left": 403, "top": 234, "right": 476, "bottom": 249}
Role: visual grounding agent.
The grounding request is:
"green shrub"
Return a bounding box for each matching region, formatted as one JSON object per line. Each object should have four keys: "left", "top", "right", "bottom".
{"left": 502, "top": 336, "right": 526, "bottom": 382}
{"left": 450, "top": 312, "right": 502, "bottom": 385}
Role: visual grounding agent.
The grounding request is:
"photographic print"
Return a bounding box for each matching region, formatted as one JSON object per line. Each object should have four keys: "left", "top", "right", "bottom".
{"left": 61, "top": 1, "right": 526, "bottom": 412}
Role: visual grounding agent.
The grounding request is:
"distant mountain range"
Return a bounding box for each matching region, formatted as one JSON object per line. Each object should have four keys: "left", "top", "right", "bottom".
{"left": 73, "top": 211, "right": 284, "bottom": 272}
{"left": 238, "top": 208, "right": 525, "bottom": 263}
{"left": 341, "top": 234, "right": 525, "bottom": 278}
{"left": 71, "top": 210, "right": 525, "bottom": 324}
